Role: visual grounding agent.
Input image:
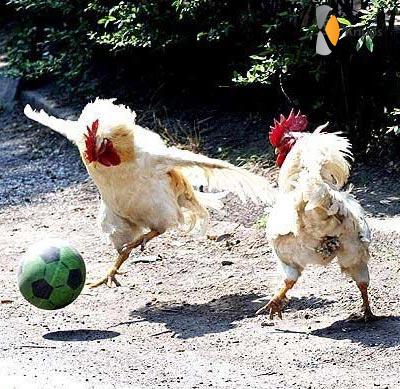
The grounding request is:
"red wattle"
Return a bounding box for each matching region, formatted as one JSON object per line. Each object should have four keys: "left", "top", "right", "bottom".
{"left": 276, "top": 152, "right": 286, "bottom": 167}
{"left": 98, "top": 142, "right": 121, "bottom": 167}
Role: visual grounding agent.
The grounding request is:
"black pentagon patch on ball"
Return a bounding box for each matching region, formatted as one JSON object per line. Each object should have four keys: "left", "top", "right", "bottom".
{"left": 32, "top": 279, "right": 53, "bottom": 299}
{"left": 41, "top": 246, "right": 61, "bottom": 264}
{"left": 67, "top": 269, "right": 83, "bottom": 290}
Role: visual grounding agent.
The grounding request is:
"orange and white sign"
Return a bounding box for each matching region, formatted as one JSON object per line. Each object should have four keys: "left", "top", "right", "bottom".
{"left": 316, "top": 5, "right": 340, "bottom": 55}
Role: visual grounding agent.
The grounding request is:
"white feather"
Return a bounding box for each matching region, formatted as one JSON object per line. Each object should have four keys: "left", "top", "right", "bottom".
{"left": 268, "top": 129, "right": 370, "bottom": 274}
{"left": 78, "top": 98, "right": 137, "bottom": 133}
{"left": 24, "top": 104, "right": 79, "bottom": 142}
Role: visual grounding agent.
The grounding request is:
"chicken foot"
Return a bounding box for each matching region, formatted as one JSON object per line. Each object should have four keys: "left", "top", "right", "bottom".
{"left": 89, "top": 230, "right": 160, "bottom": 288}
{"left": 256, "top": 279, "right": 296, "bottom": 319}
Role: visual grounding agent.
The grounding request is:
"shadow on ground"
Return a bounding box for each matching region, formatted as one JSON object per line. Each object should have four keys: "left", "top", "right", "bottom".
{"left": 287, "top": 295, "right": 335, "bottom": 312}
{"left": 0, "top": 110, "right": 89, "bottom": 209}
{"left": 351, "top": 164, "right": 400, "bottom": 217}
{"left": 311, "top": 315, "right": 400, "bottom": 348}
{"left": 43, "top": 329, "right": 120, "bottom": 341}
{"left": 130, "top": 293, "right": 334, "bottom": 339}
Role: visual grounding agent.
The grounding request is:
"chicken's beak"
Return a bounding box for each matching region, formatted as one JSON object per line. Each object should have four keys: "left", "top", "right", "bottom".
{"left": 96, "top": 137, "right": 103, "bottom": 153}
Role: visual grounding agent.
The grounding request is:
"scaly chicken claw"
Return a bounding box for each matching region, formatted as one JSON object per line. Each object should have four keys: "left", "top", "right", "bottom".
{"left": 89, "top": 268, "right": 122, "bottom": 288}
{"left": 256, "top": 298, "right": 284, "bottom": 319}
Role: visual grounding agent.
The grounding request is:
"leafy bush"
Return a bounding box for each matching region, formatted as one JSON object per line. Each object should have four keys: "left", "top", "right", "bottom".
{"left": 5, "top": 0, "right": 398, "bottom": 86}
{"left": 4, "top": 0, "right": 92, "bottom": 81}
{"left": 2, "top": 0, "right": 399, "bottom": 155}
{"left": 233, "top": 0, "right": 399, "bottom": 154}
{"left": 353, "top": 0, "right": 398, "bottom": 52}
{"left": 235, "top": 0, "right": 398, "bottom": 84}
{"left": 89, "top": 0, "right": 271, "bottom": 50}
{"left": 233, "top": 1, "right": 321, "bottom": 86}
{"left": 387, "top": 108, "right": 400, "bottom": 136}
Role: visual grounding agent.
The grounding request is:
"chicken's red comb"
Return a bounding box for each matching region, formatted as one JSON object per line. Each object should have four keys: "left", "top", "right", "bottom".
{"left": 84, "top": 119, "right": 99, "bottom": 163}
{"left": 269, "top": 109, "right": 308, "bottom": 147}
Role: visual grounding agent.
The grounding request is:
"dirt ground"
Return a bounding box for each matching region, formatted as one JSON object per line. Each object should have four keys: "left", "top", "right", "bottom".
{"left": 1, "top": 104, "right": 400, "bottom": 389}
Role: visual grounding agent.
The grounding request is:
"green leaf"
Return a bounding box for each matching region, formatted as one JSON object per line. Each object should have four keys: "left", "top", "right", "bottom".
{"left": 365, "top": 35, "right": 374, "bottom": 52}
{"left": 387, "top": 126, "right": 400, "bottom": 135}
{"left": 98, "top": 15, "right": 116, "bottom": 26}
{"left": 356, "top": 36, "right": 364, "bottom": 51}
{"left": 337, "top": 17, "right": 352, "bottom": 26}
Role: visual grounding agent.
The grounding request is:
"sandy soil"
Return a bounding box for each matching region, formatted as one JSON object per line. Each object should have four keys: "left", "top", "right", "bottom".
{"left": 1, "top": 105, "right": 400, "bottom": 389}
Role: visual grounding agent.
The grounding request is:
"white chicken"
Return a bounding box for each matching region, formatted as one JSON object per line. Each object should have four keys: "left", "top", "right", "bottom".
{"left": 24, "top": 99, "right": 274, "bottom": 288}
{"left": 256, "top": 110, "right": 375, "bottom": 321}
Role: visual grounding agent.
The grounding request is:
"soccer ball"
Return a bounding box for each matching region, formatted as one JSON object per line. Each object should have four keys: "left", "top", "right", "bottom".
{"left": 18, "top": 239, "right": 86, "bottom": 310}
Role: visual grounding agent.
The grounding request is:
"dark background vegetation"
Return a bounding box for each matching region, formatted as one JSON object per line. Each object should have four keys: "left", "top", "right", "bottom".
{"left": 0, "top": 0, "right": 399, "bottom": 158}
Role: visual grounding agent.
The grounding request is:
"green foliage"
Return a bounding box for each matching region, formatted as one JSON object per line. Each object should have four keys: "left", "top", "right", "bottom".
{"left": 88, "top": 0, "right": 271, "bottom": 50}
{"left": 89, "top": 1, "right": 170, "bottom": 49}
{"left": 233, "top": 0, "right": 399, "bottom": 154}
{"left": 387, "top": 108, "right": 400, "bottom": 136}
{"left": 6, "top": 0, "right": 397, "bottom": 87}
{"left": 6, "top": 0, "right": 71, "bottom": 12}
{"left": 337, "top": 17, "right": 352, "bottom": 26}
{"left": 346, "top": 0, "right": 398, "bottom": 53}
{"left": 234, "top": 1, "right": 321, "bottom": 85}
{"left": 234, "top": 0, "right": 398, "bottom": 83}
{"left": 4, "top": 0, "right": 92, "bottom": 81}
{"left": 3, "top": 0, "right": 399, "bottom": 156}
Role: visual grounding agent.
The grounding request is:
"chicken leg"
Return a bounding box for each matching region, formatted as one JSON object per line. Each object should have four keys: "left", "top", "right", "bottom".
{"left": 89, "top": 230, "right": 160, "bottom": 288}
{"left": 256, "top": 279, "right": 297, "bottom": 319}
{"left": 356, "top": 282, "right": 378, "bottom": 322}
{"left": 339, "top": 261, "right": 378, "bottom": 322}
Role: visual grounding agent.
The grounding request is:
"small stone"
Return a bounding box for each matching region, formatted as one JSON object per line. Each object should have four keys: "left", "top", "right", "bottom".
{"left": 221, "top": 260, "right": 234, "bottom": 266}
{"left": 261, "top": 321, "right": 274, "bottom": 327}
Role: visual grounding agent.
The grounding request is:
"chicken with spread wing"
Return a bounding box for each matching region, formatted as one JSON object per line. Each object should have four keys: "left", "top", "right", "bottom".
{"left": 24, "top": 99, "right": 274, "bottom": 288}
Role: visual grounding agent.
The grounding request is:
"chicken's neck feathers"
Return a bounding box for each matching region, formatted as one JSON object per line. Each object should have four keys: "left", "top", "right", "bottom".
{"left": 278, "top": 132, "right": 352, "bottom": 193}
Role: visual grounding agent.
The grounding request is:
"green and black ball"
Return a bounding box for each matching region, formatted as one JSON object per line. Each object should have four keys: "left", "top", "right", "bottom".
{"left": 18, "top": 239, "right": 86, "bottom": 310}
